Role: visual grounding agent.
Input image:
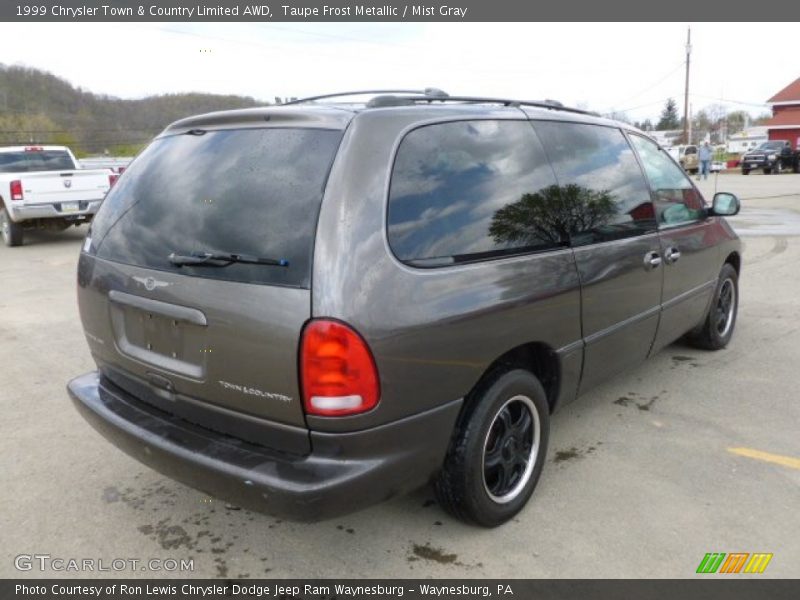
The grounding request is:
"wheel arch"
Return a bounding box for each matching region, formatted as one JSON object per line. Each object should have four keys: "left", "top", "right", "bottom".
{"left": 724, "top": 250, "right": 741, "bottom": 274}
{"left": 469, "top": 342, "right": 561, "bottom": 413}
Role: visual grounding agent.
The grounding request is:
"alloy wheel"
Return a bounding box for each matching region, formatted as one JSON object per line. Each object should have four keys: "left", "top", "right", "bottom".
{"left": 715, "top": 279, "right": 736, "bottom": 337}
{"left": 482, "top": 394, "right": 540, "bottom": 504}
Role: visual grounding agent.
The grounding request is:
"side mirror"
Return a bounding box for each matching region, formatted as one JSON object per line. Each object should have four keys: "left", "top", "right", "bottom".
{"left": 710, "top": 192, "right": 740, "bottom": 216}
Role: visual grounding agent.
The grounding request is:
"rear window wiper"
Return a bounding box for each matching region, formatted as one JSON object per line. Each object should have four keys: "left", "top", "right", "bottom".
{"left": 168, "top": 251, "right": 289, "bottom": 268}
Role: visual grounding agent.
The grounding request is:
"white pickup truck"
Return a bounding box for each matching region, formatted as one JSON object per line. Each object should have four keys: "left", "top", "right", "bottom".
{"left": 0, "top": 145, "right": 115, "bottom": 247}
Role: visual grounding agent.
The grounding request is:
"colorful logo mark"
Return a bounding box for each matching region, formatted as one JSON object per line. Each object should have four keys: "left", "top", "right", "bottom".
{"left": 696, "top": 552, "right": 773, "bottom": 574}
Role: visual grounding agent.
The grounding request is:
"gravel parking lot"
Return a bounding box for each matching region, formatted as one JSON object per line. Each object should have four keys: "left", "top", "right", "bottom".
{"left": 1, "top": 172, "right": 798, "bottom": 579}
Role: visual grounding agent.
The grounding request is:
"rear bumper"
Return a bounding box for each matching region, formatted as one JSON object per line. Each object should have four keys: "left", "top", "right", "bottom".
{"left": 8, "top": 200, "right": 102, "bottom": 222}
{"left": 67, "top": 371, "right": 461, "bottom": 520}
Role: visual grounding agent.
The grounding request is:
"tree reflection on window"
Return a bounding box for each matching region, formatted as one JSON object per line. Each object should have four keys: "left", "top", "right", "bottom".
{"left": 490, "top": 183, "right": 615, "bottom": 246}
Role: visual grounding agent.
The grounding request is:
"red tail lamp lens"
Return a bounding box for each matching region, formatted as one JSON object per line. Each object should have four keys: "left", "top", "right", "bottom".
{"left": 10, "top": 180, "right": 23, "bottom": 201}
{"left": 300, "top": 319, "right": 380, "bottom": 416}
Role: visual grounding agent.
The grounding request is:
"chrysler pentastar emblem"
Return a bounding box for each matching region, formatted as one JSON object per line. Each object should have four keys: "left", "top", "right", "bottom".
{"left": 132, "top": 275, "right": 170, "bottom": 291}
{"left": 63, "top": 179, "right": 72, "bottom": 188}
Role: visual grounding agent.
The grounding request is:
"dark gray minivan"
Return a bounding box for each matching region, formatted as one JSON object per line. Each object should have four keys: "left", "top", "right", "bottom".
{"left": 68, "top": 90, "right": 741, "bottom": 526}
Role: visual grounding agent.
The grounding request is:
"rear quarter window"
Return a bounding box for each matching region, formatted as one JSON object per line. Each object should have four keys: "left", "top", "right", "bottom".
{"left": 91, "top": 128, "right": 343, "bottom": 288}
{"left": 387, "top": 120, "right": 561, "bottom": 266}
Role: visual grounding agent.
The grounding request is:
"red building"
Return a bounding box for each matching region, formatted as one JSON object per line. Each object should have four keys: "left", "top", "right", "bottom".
{"left": 765, "top": 77, "right": 800, "bottom": 149}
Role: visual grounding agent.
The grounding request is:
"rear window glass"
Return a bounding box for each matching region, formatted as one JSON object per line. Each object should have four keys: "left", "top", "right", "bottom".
{"left": 91, "top": 128, "right": 342, "bottom": 288}
{"left": 0, "top": 150, "right": 76, "bottom": 173}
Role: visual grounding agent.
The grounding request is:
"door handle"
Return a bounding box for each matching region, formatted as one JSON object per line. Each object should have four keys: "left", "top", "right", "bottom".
{"left": 644, "top": 251, "right": 662, "bottom": 269}
{"left": 665, "top": 247, "right": 681, "bottom": 264}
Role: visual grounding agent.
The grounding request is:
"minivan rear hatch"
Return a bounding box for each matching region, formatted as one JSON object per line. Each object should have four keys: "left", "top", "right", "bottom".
{"left": 78, "top": 116, "right": 345, "bottom": 452}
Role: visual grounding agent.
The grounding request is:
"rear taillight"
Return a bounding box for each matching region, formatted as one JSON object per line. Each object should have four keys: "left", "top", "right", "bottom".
{"left": 108, "top": 174, "right": 119, "bottom": 187}
{"left": 300, "top": 319, "right": 380, "bottom": 416}
{"left": 10, "top": 180, "right": 23, "bottom": 201}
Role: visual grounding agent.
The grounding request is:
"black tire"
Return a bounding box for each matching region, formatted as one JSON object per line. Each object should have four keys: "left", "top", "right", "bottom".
{"left": 763, "top": 167, "right": 771, "bottom": 175}
{"left": 741, "top": 169, "right": 750, "bottom": 175}
{"left": 1, "top": 207, "right": 23, "bottom": 247}
{"left": 688, "top": 264, "right": 738, "bottom": 350}
{"left": 434, "top": 369, "right": 549, "bottom": 527}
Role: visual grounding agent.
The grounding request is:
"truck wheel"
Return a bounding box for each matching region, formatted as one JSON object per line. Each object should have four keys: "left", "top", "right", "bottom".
{"left": 763, "top": 167, "right": 771, "bottom": 175}
{"left": 435, "top": 369, "right": 549, "bottom": 527}
{"left": 1, "top": 208, "right": 23, "bottom": 247}
{"left": 688, "top": 263, "right": 738, "bottom": 351}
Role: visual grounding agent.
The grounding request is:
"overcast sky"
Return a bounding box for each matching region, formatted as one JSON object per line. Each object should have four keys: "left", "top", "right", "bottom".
{"left": 0, "top": 22, "right": 795, "bottom": 121}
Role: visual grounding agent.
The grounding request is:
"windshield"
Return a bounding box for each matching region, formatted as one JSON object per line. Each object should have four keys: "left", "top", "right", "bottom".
{"left": 0, "top": 150, "right": 77, "bottom": 173}
{"left": 757, "top": 142, "right": 783, "bottom": 151}
{"left": 91, "top": 127, "right": 343, "bottom": 288}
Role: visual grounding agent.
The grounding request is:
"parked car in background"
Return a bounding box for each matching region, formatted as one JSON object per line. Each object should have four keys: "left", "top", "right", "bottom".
{"left": 668, "top": 144, "right": 699, "bottom": 174}
{"left": 740, "top": 140, "right": 799, "bottom": 175}
{"left": 68, "top": 90, "right": 743, "bottom": 527}
{"left": 0, "top": 145, "right": 116, "bottom": 246}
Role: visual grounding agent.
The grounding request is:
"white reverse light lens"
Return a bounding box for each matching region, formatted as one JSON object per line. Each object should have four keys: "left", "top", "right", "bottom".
{"left": 309, "top": 395, "right": 364, "bottom": 411}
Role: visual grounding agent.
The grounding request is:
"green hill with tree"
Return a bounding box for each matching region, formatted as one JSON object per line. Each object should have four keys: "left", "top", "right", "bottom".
{"left": 0, "top": 65, "right": 264, "bottom": 156}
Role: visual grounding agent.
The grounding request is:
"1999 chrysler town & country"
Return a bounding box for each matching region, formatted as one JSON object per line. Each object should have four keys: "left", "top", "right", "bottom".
{"left": 68, "top": 90, "right": 741, "bottom": 527}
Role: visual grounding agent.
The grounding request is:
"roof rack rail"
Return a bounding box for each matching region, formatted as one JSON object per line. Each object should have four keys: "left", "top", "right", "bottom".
{"left": 280, "top": 89, "right": 597, "bottom": 117}
{"left": 282, "top": 88, "right": 449, "bottom": 105}
{"left": 363, "top": 94, "right": 598, "bottom": 116}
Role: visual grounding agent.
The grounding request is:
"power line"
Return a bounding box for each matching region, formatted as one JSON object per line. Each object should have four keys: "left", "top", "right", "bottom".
{"left": 611, "top": 92, "right": 770, "bottom": 119}
{"left": 612, "top": 61, "right": 685, "bottom": 109}
{"left": 616, "top": 97, "right": 674, "bottom": 114}
{"left": 689, "top": 93, "right": 770, "bottom": 108}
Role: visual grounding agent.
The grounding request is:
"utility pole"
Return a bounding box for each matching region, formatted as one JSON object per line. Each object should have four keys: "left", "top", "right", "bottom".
{"left": 683, "top": 27, "right": 692, "bottom": 144}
